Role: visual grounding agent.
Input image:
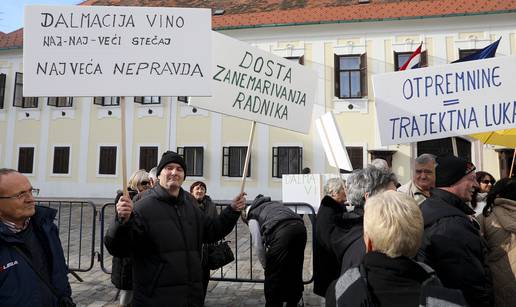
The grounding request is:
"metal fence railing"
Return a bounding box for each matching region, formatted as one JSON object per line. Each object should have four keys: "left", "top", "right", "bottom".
{"left": 37, "top": 199, "right": 316, "bottom": 286}
{"left": 36, "top": 200, "right": 97, "bottom": 273}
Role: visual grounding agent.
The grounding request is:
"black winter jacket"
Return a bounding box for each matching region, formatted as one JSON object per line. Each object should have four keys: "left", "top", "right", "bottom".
{"left": 247, "top": 196, "right": 302, "bottom": 241}
{"left": 418, "top": 188, "right": 494, "bottom": 307}
{"left": 326, "top": 252, "right": 467, "bottom": 307}
{"left": 104, "top": 185, "right": 240, "bottom": 307}
{"left": 332, "top": 206, "right": 366, "bottom": 274}
{"left": 111, "top": 189, "right": 137, "bottom": 290}
{"left": 313, "top": 195, "right": 344, "bottom": 296}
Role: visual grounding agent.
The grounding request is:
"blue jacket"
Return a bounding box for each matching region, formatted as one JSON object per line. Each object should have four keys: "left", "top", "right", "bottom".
{"left": 0, "top": 206, "right": 72, "bottom": 306}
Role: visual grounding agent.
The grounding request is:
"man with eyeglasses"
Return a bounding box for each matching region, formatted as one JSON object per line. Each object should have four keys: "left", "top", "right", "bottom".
{"left": 0, "top": 168, "right": 73, "bottom": 306}
{"left": 417, "top": 156, "right": 494, "bottom": 307}
{"left": 398, "top": 153, "right": 436, "bottom": 205}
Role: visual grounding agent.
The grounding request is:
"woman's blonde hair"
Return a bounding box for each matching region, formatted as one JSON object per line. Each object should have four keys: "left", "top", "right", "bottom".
{"left": 364, "top": 190, "right": 423, "bottom": 258}
{"left": 128, "top": 169, "right": 149, "bottom": 191}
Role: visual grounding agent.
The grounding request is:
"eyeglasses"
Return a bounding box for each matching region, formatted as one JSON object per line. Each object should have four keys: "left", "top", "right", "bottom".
{"left": 480, "top": 180, "right": 494, "bottom": 185}
{"left": 0, "top": 188, "right": 40, "bottom": 200}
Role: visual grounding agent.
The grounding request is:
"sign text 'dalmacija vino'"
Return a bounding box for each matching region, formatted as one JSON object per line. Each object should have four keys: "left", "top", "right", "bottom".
{"left": 189, "top": 31, "right": 317, "bottom": 134}
{"left": 372, "top": 55, "right": 516, "bottom": 146}
{"left": 23, "top": 5, "right": 212, "bottom": 97}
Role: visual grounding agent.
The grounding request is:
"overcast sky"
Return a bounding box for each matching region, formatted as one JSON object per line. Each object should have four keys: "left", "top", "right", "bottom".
{"left": 1, "top": 0, "right": 81, "bottom": 33}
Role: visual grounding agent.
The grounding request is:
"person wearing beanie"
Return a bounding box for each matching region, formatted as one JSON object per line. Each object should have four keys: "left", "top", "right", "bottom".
{"left": 417, "top": 156, "right": 494, "bottom": 307}
{"left": 105, "top": 151, "right": 246, "bottom": 307}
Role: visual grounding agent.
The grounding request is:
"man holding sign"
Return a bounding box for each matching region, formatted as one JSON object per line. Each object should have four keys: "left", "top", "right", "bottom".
{"left": 105, "top": 151, "right": 246, "bottom": 307}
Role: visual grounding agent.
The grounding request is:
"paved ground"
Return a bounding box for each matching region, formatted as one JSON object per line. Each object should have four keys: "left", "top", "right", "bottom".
{"left": 40, "top": 200, "right": 324, "bottom": 306}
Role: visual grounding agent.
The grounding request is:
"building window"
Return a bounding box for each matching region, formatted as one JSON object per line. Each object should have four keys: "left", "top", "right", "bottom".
{"left": 13, "top": 72, "right": 38, "bottom": 108}
{"left": 18, "top": 147, "right": 35, "bottom": 174}
{"left": 417, "top": 138, "right": 471, "bottom": 162}
{"left": 334, "top": 54, "right": 367, "bottom": 98}
{"left": 134, "top": 96, "right": 161, "bottom": 105}
{"left": 285, "top": 56, "right": 304, "bottom": 65}
{"left": 0, "top": 73, "right": 5, "bottom": 109}
{"left": 53, "top": 146, "right": 70, "bottom": 174}
{"left": 394, "top": 50, "right": 428, "bottom": 71}
{"left": 48, "top": 97, "right": 73, "bottom": 107}
{"left": 458, "top": 49, "right": 481, "bottom": 60}
{"left": 272, "top": 146, "right": 302, "bottom": 178}
{"left": 223, "top": 146, "right": 251, "bottom": 177}
{"left": 139, "top": 146, "right": 158, "bottom": 171}
{"left": 177, "top": 96, "right": 189, "bottom": 103}
{"left": 177, "top": 146, "right": 204, "bottom": 177}
{"left": 346, "top": 146, "right": 364, "bottom": 170}
{"left": 94, "top": 96, "right": 120, "bottom": 106}
{"left": 99, "top": 146, "right": 117, "bottom": 175}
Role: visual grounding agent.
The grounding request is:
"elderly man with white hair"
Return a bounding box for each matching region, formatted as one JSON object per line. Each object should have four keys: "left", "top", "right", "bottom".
{"left": 326, "top": 191, "right": 467, "bottom": 307}
{"left": 398, "top": 153, "right": 436, "bottom": 205}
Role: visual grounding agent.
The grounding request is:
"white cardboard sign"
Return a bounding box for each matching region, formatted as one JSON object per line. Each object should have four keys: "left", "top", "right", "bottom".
{"left": 372, "top": 55, "right": 516, "bottom": 145}
{"left": 190, "top": 31, "right": 317, "bottom": 134}
{"left": 282, "top": 173, "right": 345, "bottom": 213}
{"left": 23, "top": 5, "right": 212, "bottom": 96}
{"left": 315, "top": 112, "right": 353, "bottom": 171}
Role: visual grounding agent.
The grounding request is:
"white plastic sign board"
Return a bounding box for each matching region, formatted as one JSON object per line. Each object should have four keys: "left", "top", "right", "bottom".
{"left": 373, "top": 55, "right": 516, "bottom": 145}
{"left": 315, "top": 112, "right": 353, "bottom": 171}
{"left": 190, "top": 31, "right": 317, "bottom": 134}
{"left": 23, "top": 5, "right": 212, "bottom": 96}
{"left": 282, "top": 173, "right": 345, "bottom": 213}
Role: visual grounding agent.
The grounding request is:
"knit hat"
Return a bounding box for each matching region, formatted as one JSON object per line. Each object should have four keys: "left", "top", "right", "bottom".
{"left": 435, "top": 156, "right": 476, "bottom": 187}
{"left": 156, "top": 151, "right": 187, "bottom": 177}
{"left": 190, "top": 181, "right": 206, "bottom": 193}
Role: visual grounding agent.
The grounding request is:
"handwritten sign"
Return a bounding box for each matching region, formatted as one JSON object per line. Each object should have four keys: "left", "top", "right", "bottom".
{"left": 372, "top": 55, "right": 516, "bottom": 145}
{"left": 23, "top": 5, "right": 212, "bottom": 96}
{"left": 190, "top": 31, "right": 317, "bottom": 134}
{"left": 282, "top": 173, "right": 346, "bottom": 213}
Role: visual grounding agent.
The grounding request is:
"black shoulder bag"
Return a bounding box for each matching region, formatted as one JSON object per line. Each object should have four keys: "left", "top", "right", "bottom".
{"left": 202, "top": 240, "right": 235, "bottom": 270}
{"left": 13, "top": 246, "right": 76, "bottom": 307}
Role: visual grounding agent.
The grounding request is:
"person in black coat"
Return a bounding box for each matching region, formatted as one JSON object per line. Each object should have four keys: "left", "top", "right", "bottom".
{"left": 111, "top": 169, "right": 152, "bottom": 306}
{"left": 313, "top": 177, "right": 346, "bottom": 297}
{"left": 105, "top": 151, "right": 246, "bottom": 307}
{"left": 331, "top": 166, "right": 398, "bottom": 274}
{"left": 189, "top": 181, "right": 219, "bottom": 300}
{"left": 327, "top": 191, "right": 466, "bottom": 307}
{"left": 243, "top": 195, "right": 307, "bottom": 307}
{"left": 418, "top": 156, "right": 494, "bottom": 307}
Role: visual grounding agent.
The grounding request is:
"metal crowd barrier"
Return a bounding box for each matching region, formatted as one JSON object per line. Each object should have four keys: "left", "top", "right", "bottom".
{"left": 37, "top": 199, "right": 316, "bottom": 286}
{"left": 36, "top": 200, "right": 97, "bottom": 273}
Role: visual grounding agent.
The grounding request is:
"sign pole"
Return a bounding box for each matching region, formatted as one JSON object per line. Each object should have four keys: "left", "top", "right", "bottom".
{"left": 120, "top": 97, "right": 128, "bottom": 197}
{"left": 510, "top": 149, "right": 516, "bottom": 178}
{"left": 451, "top": 137, "right": 458, "bottom": 157}
{"left": 240, "top": 121, "right": 256, "bottom": 194}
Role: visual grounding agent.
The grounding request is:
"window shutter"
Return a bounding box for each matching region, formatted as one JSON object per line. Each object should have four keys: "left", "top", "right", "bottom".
{"left": 360, "top": 53, "right": 368, "bottom": 97}
{"left": 334, "top": 54, "right": 340, "bottom": 97}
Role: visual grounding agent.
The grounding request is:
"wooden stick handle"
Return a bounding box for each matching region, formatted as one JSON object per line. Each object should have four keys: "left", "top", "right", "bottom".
{"left": 240, "top": 121, "right": 256, "bottom": 194}
{"left": 120, "top": 97, "right": 128, "bottom": 197}
{"left": 509, "top": 149, "right": 516, "bottom": 178}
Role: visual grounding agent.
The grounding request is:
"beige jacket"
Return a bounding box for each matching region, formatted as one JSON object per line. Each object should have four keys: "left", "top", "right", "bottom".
{"left": 397, "top": 180, "right": 428, "bottom": 205}
{"left": 478, "top": 198, "right": 516, "bottom": 307}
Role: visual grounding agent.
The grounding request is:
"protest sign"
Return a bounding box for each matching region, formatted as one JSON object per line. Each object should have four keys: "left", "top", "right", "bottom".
{"left": 23, "top": 5, "right": 212, "bottom": 96}
{"left": 315, "top": 112, "right": 353, "bottom": 171}
{"left": 282, "top": 173, "right": 346, "bottom": 213}
{"left": 190, "top": 31, "right": 317, "bottom": 134}
{"left": 373, "top": 55, "right": 516, "bottom": 146}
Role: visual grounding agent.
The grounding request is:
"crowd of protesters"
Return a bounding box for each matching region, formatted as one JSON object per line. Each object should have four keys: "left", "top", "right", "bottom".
{"left": 1, "top": 150, "right": 515, "bottom": 307}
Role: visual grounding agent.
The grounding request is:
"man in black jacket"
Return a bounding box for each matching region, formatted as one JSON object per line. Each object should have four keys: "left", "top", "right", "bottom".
{"left": 243, "top": 195, "right": 307, "bottom": 307}
{"left": 418, "top": 156, "right": 494, "bottom": 307}
{"left": 105, "top": 151, "right": 246, "bottom": 307}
